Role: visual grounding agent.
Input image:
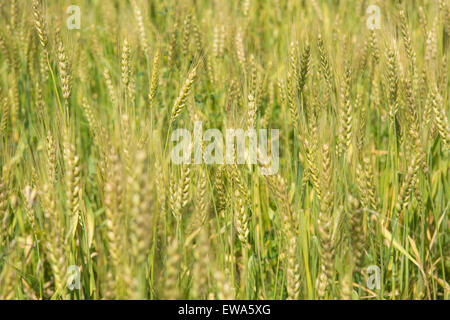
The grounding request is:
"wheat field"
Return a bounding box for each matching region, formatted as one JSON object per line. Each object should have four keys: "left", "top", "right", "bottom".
{"left": 0, "top": 0, "right": 448, "bottom": 300}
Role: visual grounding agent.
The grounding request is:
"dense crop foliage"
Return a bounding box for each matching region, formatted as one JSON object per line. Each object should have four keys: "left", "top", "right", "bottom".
{"left": 0, "top": 0, "right": 448, "bottom": 300}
